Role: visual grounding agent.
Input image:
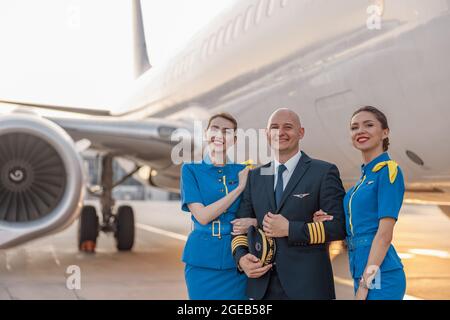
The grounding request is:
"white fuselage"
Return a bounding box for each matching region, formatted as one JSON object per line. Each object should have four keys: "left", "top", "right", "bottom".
{"left": 117, "top": 0, "right": 450, "bottom": 191}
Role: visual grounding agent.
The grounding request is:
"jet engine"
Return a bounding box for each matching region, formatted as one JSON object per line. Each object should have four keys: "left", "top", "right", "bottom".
{"left": 0, "top": 114, "right": 85, "bottom": 248}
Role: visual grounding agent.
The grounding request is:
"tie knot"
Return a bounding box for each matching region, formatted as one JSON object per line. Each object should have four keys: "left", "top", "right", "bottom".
{"left": 278, "top": 164, "right": 287, "bottom": 177}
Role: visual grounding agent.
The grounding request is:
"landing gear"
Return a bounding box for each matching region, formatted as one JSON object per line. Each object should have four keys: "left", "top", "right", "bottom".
{"left": 115, "top": 205, "right": 135, "bottom": 251}
{"left": 78, "top": 205, "right": 99, "bottom": 253}
{"left": 78, "top": 154, "right": 141, "bottom": 253}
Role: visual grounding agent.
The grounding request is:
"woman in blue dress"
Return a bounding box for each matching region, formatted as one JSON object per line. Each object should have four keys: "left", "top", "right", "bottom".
{"left": 314, "top": 106, "right": 406, "bottom": 300}
{"left": 180, "top": 112, "right": 256, "bottom": 300}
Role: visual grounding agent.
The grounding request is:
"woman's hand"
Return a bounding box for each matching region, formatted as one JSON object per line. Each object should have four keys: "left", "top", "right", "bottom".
{"left": 231, "top": 218, "right": 257, "bottom": 235}
{"left": 237, "top": 167, "right": 250, "bottom": 192}
{"left": 355, "top": 286, "right": 369, "bottom": 300}
{"left": 313, "top": 209, "right": 334, "bottom": 223}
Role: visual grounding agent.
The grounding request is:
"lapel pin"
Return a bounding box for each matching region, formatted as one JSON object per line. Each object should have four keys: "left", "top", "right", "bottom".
{"left": 293, "top": 193, "right": 310, "bottom": 199}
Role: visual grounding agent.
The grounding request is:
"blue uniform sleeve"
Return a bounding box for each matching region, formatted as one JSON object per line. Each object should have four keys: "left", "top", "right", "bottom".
{"left": 377, "top": 166, "right": 405, "bottom": 220}
{"left": 180, "top": 163, "right": 203, "bottom": 212}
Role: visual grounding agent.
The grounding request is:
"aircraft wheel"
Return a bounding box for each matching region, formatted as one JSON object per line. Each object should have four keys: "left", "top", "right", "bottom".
{"left": 115, "top": 205, "right": 135, "bottom": 251}
{"left": 78, "top": 205, "right": 99, "bottom": 253}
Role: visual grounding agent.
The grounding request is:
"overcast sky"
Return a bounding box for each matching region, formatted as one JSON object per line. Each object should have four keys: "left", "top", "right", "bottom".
{"left": 0, "top": 0, "right": 235, "bottom": 110}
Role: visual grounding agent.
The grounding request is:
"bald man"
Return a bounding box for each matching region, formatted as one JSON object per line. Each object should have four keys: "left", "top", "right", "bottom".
{"left": 231, "top": 108, "right": 346, "bottom": 300}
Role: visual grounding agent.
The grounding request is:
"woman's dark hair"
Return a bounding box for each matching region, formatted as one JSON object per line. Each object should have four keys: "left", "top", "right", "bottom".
{"left": 352, "top": 106, "right": 390, "bottom": 151}
{"left": 207, "top": 112, "right": 238, "bottom": 131}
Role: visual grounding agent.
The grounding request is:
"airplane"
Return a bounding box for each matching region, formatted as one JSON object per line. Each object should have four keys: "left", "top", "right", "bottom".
{"left": 1, "top": 0, "right": 450, "bottom": 251}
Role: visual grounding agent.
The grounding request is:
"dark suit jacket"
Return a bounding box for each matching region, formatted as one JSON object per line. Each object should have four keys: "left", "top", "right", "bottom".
{"left": 233, "top": 152, "right": 346, "bottom": 300}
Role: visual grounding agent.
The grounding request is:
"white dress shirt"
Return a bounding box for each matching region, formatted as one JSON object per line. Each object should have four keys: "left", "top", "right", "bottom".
{"left": 273, "top": 150, "right": 302, "bottom": 191}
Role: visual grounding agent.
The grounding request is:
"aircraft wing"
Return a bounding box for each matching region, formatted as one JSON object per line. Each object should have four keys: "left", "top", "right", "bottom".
{"left": 0, "top": 98, "right": 189, "bottom": 163}
{"left": 0, "top": 98, "right": 112, "bottom": 116}
{"left": 46, "top": 115, "right": 189, "bottom": 170}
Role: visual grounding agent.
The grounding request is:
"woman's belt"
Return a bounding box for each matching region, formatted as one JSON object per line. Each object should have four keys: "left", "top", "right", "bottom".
{"left": 193, "top": 220, "right": 232, "bottom": 237}
{"left": 346, "top": 233, "right": 376, "bottom": 251}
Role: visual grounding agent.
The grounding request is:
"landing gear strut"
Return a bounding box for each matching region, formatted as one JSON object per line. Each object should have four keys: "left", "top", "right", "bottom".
{"left": 78, "top": 154, "right": 141, "bottom": 253}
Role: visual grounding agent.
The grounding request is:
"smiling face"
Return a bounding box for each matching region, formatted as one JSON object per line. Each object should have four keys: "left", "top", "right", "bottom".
{"left": 350, "top": 111, "right": 389, "bottom": 153}
{"left": 205, "top": 116, "right": 236, "bottom": 154}
{"left": 266, "top": 109, "right": 304, "bottom": 156}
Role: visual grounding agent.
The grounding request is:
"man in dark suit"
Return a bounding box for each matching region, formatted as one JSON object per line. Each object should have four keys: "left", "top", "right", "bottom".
{"left": 232, "top": 108, "right": 346, "bottom": 300}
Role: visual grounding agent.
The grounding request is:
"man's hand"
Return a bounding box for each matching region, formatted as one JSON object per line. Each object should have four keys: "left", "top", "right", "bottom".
{"left": 262, "top": 212, "right": 289, "bottom": 238}
{"left": 238, "top": 253, "right": 272, "bottom": 278}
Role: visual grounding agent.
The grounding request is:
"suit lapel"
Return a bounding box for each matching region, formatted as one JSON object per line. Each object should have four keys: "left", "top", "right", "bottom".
{"left": 276, "top": 152, "right": 312, "bottom": 213}
{"left": 262, "top": 162, "right": 276, "bottom": 212}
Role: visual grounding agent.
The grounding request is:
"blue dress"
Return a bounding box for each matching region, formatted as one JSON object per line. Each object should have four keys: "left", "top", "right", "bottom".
{"left": 180, "top": 156, "right": 247, "bottom": 300}
{"left": 344, "top": 152, "right": 406, "bottom": 300}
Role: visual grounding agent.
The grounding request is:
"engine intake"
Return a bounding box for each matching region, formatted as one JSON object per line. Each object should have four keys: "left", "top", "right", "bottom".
{"left": 0, "top": 114, "right": 84, "bottom": 248}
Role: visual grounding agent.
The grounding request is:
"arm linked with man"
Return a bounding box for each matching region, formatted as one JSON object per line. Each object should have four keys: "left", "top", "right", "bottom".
{"left": 288, "top": 164, "right": 347, "bottom": 246}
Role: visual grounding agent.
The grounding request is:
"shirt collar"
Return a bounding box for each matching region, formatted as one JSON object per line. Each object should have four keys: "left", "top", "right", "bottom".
{"left": 361, "top": 152, "right": 390, "bottom": 174}
{"left": 202, "top": 152, "right": 233, "bottom": 168}
{"left": 274, "top": 150, "right": 302, "bottom": 174}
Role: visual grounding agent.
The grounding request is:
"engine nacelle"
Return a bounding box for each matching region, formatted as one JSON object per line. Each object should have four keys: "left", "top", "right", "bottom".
{"left": 0, "top": 114, "right": 85, "bottom": 248}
